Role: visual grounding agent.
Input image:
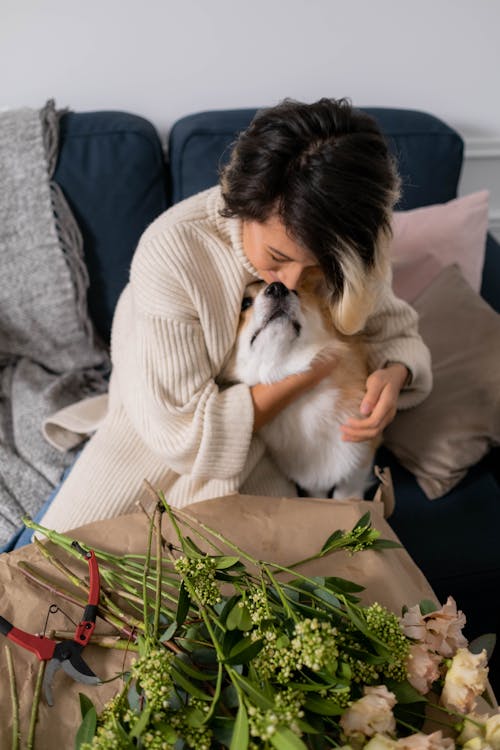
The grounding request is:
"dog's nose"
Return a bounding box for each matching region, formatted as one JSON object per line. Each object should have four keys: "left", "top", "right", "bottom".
{"left": 265, "top": 282, "right": 289, "bottom": 298}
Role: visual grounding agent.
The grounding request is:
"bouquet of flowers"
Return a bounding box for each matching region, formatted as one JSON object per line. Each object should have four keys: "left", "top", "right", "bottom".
{"left": 12, "top": 493, "right": 497, "bottom": 750}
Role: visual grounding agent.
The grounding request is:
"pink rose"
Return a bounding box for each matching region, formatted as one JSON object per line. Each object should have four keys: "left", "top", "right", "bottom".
{"left": 401, "top": 597, "right": 467, "bottom": 657}
{"left": 406, "top": 644, "right": 442, "bottom": 694}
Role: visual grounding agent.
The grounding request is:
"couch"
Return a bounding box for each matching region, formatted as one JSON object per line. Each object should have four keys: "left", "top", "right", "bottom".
{"left": 4, "top": 104, "right": 500, "bottom": 687}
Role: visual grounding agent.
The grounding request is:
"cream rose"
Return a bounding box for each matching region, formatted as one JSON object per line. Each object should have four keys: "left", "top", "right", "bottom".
{"left": 441, "top": 648, "right": 489, "bottom": 714}
{"left": 340, "top": 685, "right": 397, "bottom": 738}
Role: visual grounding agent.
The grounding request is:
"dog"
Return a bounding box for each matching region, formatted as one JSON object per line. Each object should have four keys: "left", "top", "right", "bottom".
{"left": 221, "top": 273, "right": 378, "bottom": 499}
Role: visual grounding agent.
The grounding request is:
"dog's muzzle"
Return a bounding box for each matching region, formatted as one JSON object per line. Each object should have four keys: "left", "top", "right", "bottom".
{"left": 250, "top": 282, "right": 302, "bottom": 345}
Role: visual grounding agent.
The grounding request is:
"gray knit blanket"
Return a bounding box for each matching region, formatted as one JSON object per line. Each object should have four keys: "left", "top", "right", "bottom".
{"left": 0, "top": 101, "right": 110, "bottom": 546}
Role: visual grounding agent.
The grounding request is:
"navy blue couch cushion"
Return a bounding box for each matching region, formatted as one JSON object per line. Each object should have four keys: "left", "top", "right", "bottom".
{"left": 54, "top": 111, "right": 168, "bottom": 343}
{"left": 168, "top": 107, "right": 464, "bottom": 209}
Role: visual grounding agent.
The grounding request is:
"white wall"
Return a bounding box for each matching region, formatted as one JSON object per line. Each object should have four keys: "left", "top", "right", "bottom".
{"left": 2, "top": 0, "right": 499, "bottom": 235}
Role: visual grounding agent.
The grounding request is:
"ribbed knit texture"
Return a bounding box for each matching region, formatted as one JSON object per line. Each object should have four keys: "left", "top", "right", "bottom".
{"left": 40, "top": 186, "right": 432, "bottom": 534}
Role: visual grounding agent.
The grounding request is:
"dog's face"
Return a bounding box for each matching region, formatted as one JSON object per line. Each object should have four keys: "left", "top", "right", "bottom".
{"left": 223, "top": 277, "right": 334, "bottom": 386}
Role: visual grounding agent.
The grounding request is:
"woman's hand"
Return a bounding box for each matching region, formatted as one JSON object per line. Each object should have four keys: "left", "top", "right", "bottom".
{"left": 251, "top": 350, "right": 338, "bottom": 432}
{"left": 341, "top": 363, "right": 409, "bottom": 443}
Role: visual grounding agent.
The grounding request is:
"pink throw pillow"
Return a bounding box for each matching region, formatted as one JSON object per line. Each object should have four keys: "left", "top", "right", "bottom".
{"left": 390, "top": 191, "right": 489, "bottom": 301}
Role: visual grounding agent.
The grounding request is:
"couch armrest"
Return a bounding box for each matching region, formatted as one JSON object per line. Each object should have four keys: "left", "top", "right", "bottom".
{"left": 481, "top": 232, "right": 500, "bottom": 313}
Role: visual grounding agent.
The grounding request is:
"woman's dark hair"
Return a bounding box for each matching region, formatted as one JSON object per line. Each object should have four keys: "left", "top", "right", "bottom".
{"left": 220, "top": 98, "right": 400, "bottom": 311}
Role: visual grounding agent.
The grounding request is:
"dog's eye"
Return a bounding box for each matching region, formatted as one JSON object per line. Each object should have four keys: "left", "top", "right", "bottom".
{"left": 241, "top": 297, "right": 253, "bottom": 312}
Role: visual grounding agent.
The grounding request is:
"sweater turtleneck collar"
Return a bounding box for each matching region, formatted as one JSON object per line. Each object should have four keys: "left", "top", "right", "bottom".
{"left": 210, "top": 186, "right": 261, "bottom": 281}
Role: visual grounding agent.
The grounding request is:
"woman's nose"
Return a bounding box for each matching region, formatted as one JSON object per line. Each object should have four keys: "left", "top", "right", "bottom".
{"left": 279, "top": 264, "right": 304, "bottom": 290}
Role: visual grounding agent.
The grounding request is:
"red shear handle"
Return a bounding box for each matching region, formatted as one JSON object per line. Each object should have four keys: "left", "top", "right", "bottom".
{"left": 0, "top": 617, "right": 56, "bottom": 660}
{"left": 71, "top": 544, "right": 100, "bottom": 647}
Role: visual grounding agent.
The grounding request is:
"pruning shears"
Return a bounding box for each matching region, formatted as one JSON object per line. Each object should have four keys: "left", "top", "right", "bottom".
{"left": 0, "top": 540, "right": 101, "bottom": 706}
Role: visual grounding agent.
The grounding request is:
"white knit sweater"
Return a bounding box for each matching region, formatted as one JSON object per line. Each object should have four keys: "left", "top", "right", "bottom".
{"left": 40, "top": 186, "right": 432, "bottom": 533}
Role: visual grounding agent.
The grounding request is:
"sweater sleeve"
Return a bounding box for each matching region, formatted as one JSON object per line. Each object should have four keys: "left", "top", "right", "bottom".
{"left": 110, "top": 232, "right": 256, "bottom": 481}
{"left": 363, "top": 280, "right": 433, "bottom": 410}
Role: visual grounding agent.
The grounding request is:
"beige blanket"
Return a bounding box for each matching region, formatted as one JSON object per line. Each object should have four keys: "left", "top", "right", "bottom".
{"left": 0, "top": 494, "right": 439, "bottom": 749}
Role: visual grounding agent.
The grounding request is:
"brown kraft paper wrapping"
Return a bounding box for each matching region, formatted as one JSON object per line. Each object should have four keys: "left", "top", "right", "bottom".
{"left": 0, "top": 493, "right": 453, "bottom": 748}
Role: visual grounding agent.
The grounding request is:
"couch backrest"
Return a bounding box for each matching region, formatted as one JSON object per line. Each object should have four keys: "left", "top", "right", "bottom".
{"left": 60, "top": 106, "right": 500, "bottom": 344}
{"left": 55, "top": 111, "right": 168, "bottom": 343}
{"left": 168, "top": 107, "right": 464, "bottom": 210}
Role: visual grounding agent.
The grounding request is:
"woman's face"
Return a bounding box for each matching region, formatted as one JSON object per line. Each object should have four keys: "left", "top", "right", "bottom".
{"left": 242, "top": 215, "right": 319, "bottom": 290}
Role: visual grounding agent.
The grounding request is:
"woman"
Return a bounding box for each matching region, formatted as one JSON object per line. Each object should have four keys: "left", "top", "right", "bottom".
{"left": 40, "top": 97, "right": 432, "bottom": 533}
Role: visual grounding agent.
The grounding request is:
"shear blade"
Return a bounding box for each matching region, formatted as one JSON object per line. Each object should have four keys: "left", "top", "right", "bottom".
{"left": 62, "top": 656, "right": 100, "bottom": 685}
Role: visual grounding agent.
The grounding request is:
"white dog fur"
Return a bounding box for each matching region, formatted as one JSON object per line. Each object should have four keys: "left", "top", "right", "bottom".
{"left": 221, "top": 274, "right": 378, "bottom": 499}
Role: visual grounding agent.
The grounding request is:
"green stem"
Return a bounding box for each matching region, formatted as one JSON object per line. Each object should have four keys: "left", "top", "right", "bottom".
{"left": 263, "top": 564, "right": 297, "bottom": 621}
{"left": 153, "top": 508, "right": 163, "bottom": 640}
{"left": 5, "top": 644, "right": 20, "bottom": 750}
{"left": 17, "top": 561, "right": 138, "bottom": 639}
{"left": 27, "top": 657, "right": 46, "bottom": 749}
{"left": 142, "top": 509, "right": 156, "bottom": 642}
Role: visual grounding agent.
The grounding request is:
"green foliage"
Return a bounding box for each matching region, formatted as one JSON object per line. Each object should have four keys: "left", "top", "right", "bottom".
{"left": 66, "top": 505, "right": 453, "bottom": 749}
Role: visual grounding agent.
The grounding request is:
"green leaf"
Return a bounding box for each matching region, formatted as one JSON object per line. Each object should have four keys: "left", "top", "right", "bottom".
{"left": 75, "top": 706, "right": 97, "bottom": 749}
{"left": 160, "top": 620, "right": 178, "bottom": 642}
{"left": 230, "top": 698, "right": 249, "bottom": 750}
{"left": 78, "top": 693, "right": 94, "bottom": 720}
{"left": 469, "top": 633, "right": 497, "bottom": 660}
{"left": 233, "top": 673, "right": 275, "bottom": 710}
{"left": 303, "top": 695, "right": 343, "bottom": 716}
{"left": 181, "top": 535, "right": 206, "bottom": 558}
{"left": 320, "top": 529, "right": 344, "bottom": 553}
{"left": 171, "top": 665, "right": 212, "bottom": 700}
{"left": 129, "top": 705, "right": 152, "bottom": 738}
{"left": 371, "top": 538, "right": 402, "bottom": 550}
{"left": 313, "top": 588, "right": 340, "bottom": 608}
{"left": 226, "top": 601, "right": 253, "bottom": 631}
{"left": 226, "top": 636, "right": 264, "bottom": 665}
{"left": 419, "top": 599, "right": 439, "bottom": 615}
{"left": 386, "top": 680, "right": 427, "bottom": 704}
{"left": 176, "top": 581, "right": 191, "bottom": 626}
{"left": 324, "top": 576, "right": 365, "bottom": 594}
{"left": 270, "top": 726, "right": 308, "bottom": 749}
{"left": 174, "top": 655, "right": 218, "bottom": 681}
{"left": 353, "top": 511, "right": 371, "bottom": 530}
{"left": 213, "top": 555, "right": 242, "bottom": 569}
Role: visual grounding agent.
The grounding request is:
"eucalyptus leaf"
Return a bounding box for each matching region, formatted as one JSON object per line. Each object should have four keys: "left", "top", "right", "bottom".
{"left": 75, "top": 706, "right": 97, "bottom": 749}
{"left": 160, "top": 620, "right": 178, "bottom": 642}
{"left": 230, "top": 699, "right": 249, "bottom": 750}
{"left": 386, "top": 680, "right": 427, "bottom": 704}
{"left": 127, "top": 682, "right": 141, "bottom": 712}
{"left": 419, "top": 599, "right": 439, "bottom": 615}
{"left": 324, "top": 576, "right": 365, "bottom": 593}
{"left": 469, "top": 633, "right": 496, "bottom": 660}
